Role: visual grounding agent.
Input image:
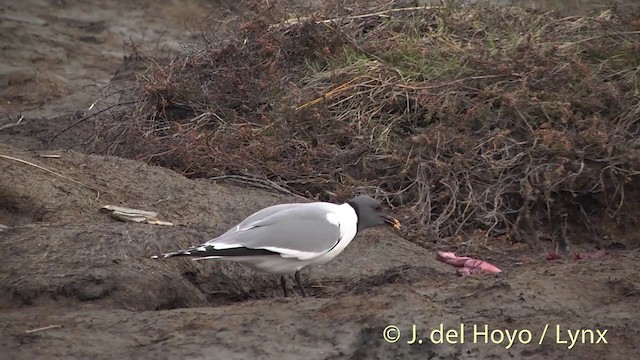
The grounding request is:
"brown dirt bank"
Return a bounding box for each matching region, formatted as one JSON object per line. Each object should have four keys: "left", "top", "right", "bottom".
{"left": 1, "top": 139, "right": 639, "bottom": 359}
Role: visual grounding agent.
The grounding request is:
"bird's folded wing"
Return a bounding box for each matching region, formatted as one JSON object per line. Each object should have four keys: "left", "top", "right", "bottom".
{"left": 218, "top": 203, "right": 307, "bottom": 236}
{"left": 204, "top": 205, "right": 342, "bottom": 260}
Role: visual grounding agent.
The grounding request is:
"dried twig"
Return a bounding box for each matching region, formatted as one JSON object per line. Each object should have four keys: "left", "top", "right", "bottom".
{"left": 209, "top": 175, "right": 307, "bottom": 200}
{"left": 274, "top": 5, "right": 444, "bottom": 28}
{"left": 0, "top": 154, "right": 98, "bottom": 193}
{"left": 25, "top": 325, "right": 61, "bottom": 334}
{"left": 0, "top": 115, "right": 25, "bottom": 131}
{"left": 48, "top": 101, "right": 137, "bottom": 145}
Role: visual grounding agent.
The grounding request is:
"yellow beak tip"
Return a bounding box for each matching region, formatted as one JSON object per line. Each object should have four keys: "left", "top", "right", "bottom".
{"left": 393, "top": 220, "right": 401, "bottom": 230}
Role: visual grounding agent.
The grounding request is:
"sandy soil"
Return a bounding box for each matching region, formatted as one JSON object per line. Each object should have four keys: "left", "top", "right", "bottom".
{"left": 1, "top": 0, "right": 639, "bottom": 359}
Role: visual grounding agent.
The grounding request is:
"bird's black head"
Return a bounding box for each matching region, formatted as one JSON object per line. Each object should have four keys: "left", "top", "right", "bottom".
{"left": 348, "top": 195, "right": 401, "bottom": 232}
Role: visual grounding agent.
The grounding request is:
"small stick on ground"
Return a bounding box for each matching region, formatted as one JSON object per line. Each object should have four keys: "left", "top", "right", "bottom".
{"left": 209, "top": 175, "right": 307, "bottom": 200}
{"left": 0, "top": 115, "right": 25, "bottom": 131}
{"left": 0, "top": 154, "right": 99, "bottom": 194}
{"left": 48, "top": 101, "right": 137, "bottom": 145}
{"left": 25, "top": 324, "right": 62, "bottom": 333}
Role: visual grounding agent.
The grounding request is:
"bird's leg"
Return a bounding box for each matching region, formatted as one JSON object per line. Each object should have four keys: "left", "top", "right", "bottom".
{"left": 280, "top": 275, "right": 289, "bottom": 297}
{"left": 294, "top": 270, "right": 307, "bottom": 298}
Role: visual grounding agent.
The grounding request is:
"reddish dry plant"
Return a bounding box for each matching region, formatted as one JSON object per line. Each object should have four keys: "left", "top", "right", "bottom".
{"left": 546, "top": 252, "right": 563, "bottom": 261}
{"left": 92, "top": 1, "right": 640, "bottom": 249}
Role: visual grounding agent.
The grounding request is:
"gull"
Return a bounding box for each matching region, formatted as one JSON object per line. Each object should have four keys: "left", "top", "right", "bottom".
{"left": 152, "top": 194, "right": 401, "bottom": 297}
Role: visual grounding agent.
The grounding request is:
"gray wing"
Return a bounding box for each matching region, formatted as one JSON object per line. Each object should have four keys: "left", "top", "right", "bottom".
{"left": 219, "top": 203, "right": 307, "bottom": 236}
{"left": 206, "top": 204, "right": 341, "bottom": 259}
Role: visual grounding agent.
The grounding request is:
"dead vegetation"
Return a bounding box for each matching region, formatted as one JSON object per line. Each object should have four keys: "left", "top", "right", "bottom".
{"left": 91, "top": 0, "right": 640, "bottom": 248}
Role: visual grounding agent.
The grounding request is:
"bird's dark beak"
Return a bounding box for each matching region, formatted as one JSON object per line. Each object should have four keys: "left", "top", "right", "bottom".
{"left": 382, "top": 214, "right": 401, "bottom": 230}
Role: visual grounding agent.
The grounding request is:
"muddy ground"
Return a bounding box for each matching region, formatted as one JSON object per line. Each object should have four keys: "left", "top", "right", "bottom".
{"left": 1, "top": 0, "right": 639, "bottom": 359}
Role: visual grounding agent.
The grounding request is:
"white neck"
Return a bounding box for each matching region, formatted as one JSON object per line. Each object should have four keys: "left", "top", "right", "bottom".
{"left": 310, "top": 202, "right": 359, "bottom": 265}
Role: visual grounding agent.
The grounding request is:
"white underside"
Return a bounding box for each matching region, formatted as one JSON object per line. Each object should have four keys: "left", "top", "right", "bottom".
{"left": 193, "top": 255, "right": 320, "bottom": 275}
{"left": 192, "top": 202, "right": 359, "bottom": 275}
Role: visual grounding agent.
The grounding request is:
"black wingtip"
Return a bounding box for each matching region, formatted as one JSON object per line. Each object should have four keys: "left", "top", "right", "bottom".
{"left": 151, "top": 246, "right": 280, "bottom": 260}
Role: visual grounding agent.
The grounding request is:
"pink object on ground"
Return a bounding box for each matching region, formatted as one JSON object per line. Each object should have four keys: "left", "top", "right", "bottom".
{"left": 436, "top": 250, "right": 502, "bottom": 276}
{"left": 573, "top": 248, "right": 607, "bottom": 260}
